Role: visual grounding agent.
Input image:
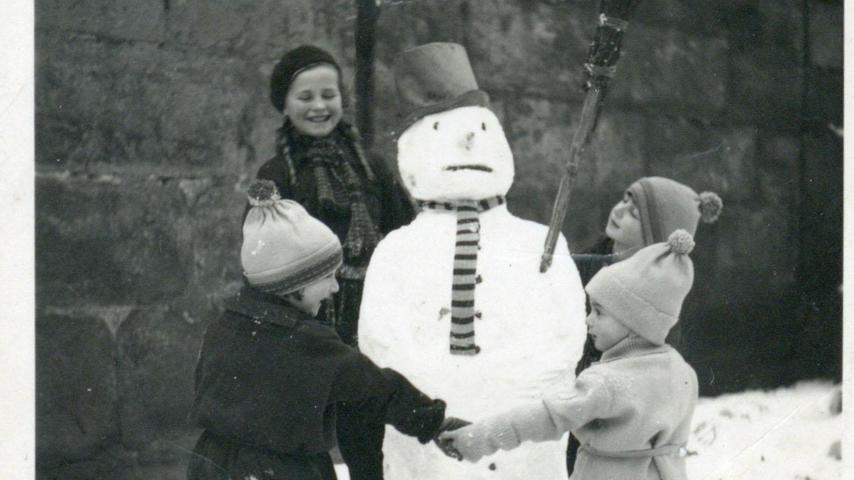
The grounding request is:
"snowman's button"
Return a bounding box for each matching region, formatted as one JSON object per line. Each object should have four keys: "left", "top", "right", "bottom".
{"left": 475, "top": 311, "right": 482, "bottom": 319}
{"left": 488, "top": 463, "right": 497, "bottom": 471}
{"left": 476, "top": 275, "right": 483, "bottom": 284}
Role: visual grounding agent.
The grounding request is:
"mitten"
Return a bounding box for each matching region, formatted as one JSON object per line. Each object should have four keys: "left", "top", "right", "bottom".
{"left": 438, "top": 422, "right": 500, "bottom": 463}
{"left": 433, "top": 416, "right": 471, "bottom": 460}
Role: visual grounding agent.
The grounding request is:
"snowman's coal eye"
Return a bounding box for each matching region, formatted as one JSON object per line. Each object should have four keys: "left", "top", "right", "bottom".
{"left": 481, "top": 122, "right": 486, "bottom": 131}
{"left": 433, "top": 122, "right": 439, "bottom": 130}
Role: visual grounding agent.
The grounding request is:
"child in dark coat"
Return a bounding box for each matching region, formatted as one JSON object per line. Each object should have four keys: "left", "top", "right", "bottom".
{"left": 188, "top": 180, "right": 457, "bottom": 480}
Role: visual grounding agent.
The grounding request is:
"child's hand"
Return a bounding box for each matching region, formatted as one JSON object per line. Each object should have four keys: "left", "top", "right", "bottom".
{"left": 438, "top": 424, "right": 497, "bottom": 463}
{"left": 433, "top": 416, "right": 470, "bottom": 461}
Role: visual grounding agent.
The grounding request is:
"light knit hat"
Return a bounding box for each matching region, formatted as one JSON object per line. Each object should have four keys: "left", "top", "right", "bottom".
{"left": 586, "top": 230, "right": 696, "bottom": 346}
{"left": 241, "top": 180, "right": 343, "bottom": 294}
{"left": 627, "top": 176, "right": 723, "bottom": 245}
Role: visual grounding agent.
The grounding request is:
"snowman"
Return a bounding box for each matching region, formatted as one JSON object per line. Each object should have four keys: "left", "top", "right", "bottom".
{"left": 358, "top": 43, "right": 587, "bottom": 479}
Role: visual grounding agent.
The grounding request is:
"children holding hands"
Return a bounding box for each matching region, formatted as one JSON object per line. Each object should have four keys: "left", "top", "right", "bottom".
{"left": 441, "top": 229, "right": 700, "bottom": 480}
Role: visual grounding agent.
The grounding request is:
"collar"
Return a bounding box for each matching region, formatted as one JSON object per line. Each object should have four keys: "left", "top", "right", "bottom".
{"left": 599, "top": 335, "right": 670, "bottom": 363}
{"left": 416, "top": 196, "right": 505, "bottom": 212}
{"left": 225, "top": 286, "right": 314, "bottom": 328}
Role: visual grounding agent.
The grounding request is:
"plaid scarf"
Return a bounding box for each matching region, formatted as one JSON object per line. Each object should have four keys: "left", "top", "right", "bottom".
{"left": 418, "top": 196, "right": 505, "bottom": 355}
{"left": 297, "top": 134, "right": 381, "bottom": 277}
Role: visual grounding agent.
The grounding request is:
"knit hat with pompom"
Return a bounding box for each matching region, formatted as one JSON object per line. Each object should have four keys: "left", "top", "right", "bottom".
{"left": 626, "top": 176, "right": 722, "bottom": 245}
{"left": 586, "top": 230, "right": 696, "bottom": 346}
{"left": 241, "top": 179, "right": 342, "bottom": 294}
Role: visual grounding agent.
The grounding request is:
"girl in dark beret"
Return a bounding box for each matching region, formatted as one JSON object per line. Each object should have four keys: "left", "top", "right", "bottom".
{"left": 257, "top": 45, "right": 414, "bottom": 348}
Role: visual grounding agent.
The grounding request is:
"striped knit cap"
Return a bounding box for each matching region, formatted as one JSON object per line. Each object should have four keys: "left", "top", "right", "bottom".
{"left": 627, "top": 177, "right": 723, "bottom": 245}
{"left": 242, "top": 180, "right": 343, "bottom": 294}
{"left": 418, "top": 196, "right": 505, "bottom": 355}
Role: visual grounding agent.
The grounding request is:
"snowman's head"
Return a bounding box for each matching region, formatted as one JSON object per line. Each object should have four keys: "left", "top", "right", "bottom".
{"left": 397, "top": 106, "right": 514, "bottom": 201}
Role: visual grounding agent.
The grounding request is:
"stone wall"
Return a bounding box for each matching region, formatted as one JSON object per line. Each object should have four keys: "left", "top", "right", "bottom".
{"left": 35, "top": 0, "right": 842, "bottom": 477}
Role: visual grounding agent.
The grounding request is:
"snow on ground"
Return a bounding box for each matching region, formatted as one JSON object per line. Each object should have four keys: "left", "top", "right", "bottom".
{"left": 687, "top": 381, "right": 841, "bottom": 480}
{"left": 335, "top": 381, "right": 842, "bottom": 480}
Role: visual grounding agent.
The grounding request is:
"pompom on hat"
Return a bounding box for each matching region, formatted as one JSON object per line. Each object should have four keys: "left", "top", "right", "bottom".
{"left": 626, "top": 177, "right": 722, "bottom": 245}
{"left": 241, "top": 179, "right": 343, "bottom": 294}
{"left": 586, "top": 230, "right": 696, "bottom": 346}
{"left": 270, "top": 45, "right": 341, "bottom": 113}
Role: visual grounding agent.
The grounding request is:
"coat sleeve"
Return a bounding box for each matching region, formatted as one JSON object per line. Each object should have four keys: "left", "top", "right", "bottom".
{"left": 335, "top": 367, "right": 446, "bottom": 480}
{"left": 457, "top": 370, "right": 617, "bottom": 455}
{"left": 328, "top": 339, "right": 446, "bottom": 442}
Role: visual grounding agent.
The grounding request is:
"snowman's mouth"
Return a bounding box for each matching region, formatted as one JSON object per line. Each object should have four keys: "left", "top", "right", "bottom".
{"left": 444, "top": 164, "right": 493, "bottom": 172}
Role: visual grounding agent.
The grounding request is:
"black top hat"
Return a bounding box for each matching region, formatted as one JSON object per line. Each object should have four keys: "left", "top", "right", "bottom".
{"left": 393, "top": 43, "right": 491, "bottom": 136}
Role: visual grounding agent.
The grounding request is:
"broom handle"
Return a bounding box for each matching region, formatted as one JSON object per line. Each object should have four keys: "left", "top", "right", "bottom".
{"left": 540, "top": 85, "right": 603, "bottom": 273}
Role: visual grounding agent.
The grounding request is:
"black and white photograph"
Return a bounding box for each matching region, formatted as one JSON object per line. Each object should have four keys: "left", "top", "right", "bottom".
{"left": 0, "top": 0, "right": 847, "bottom": 478}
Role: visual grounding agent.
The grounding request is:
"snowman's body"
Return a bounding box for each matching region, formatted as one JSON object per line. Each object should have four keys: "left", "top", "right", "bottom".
{"left": 358, "top": 106, "right": 587, "bottom": 479}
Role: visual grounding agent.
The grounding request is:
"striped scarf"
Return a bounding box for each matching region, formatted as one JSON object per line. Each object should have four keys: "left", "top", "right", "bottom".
{"left": 418, "top": 196, "right": 505, "bottom": 355}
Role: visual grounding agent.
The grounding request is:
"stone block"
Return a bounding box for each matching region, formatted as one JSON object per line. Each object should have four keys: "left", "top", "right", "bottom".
{"left": 375, "top": 0, "right": 470, "bottom": 63}
{"left": 36, "top": 30, "right": 255, "bottom": 174}
{"left": 36, "top": 0, "right": 166, "bottom": 42}
{"left": 805, "top": 67, "right": 843, "bottom": 129}
{"left": 183, "top": 182, "right": 246, "bottom": 300}
{"left": 36, "top": 175, "right": 194, "bottom": 307}
{"left": 163, "top": 0, "right": 352, "bottom": 62}
{"left": 634, "top": 0, "right": 732, "bottom": 34}
{"left": 609, "top": 26, "right": 728, "bottom": 113}
{"left": 725, "top": 0, "right": 804, "bottom": 126}
{"left": 116, "top": 307, "right": 206, "bottom": 448}
{"left": 716, "top": 204, "right": 797, "bottom": 289}
{"left": 798, "top": 131, "right": 843, "bottom": 292}
{"left": 727, "top": 52, "right": 802, "bottom": 128}
{"left": 465, "top": 1, "right": 591, "bottom": 99}
{"left": 809, "top": 1, "right": 843, "bottom": 70}
{"left": 36, "top": 313, "right": 118, "bottom": 468}
{"left": 758, "top": 134, "right": 799, "bottom": 208}
{"left": 647, "top": 118, "right": 758, "bottom": 203}
{"left": 503, "top": 96, "right": 645, "bottom": 248}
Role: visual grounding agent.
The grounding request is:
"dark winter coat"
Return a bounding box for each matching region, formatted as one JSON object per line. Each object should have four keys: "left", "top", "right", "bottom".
{"left": 187, "top": 286, "right": 445, "bottom": 480}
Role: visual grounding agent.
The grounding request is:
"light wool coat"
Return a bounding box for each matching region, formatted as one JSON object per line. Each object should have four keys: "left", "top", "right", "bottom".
{"left": 459, "top": 336, "right": 698, "bottom": 480}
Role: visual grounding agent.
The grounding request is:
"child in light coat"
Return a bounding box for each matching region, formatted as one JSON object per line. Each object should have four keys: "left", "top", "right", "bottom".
{"left": 441, "top": 230, "right": 700, "bottom": 480}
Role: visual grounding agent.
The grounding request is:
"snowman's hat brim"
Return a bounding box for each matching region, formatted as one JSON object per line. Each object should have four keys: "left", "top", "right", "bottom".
{"left": 394, "top": 89, "right": 490, "bottom": 138}
{"left": 393, "top": 43, "right": 492, "bottom": 138}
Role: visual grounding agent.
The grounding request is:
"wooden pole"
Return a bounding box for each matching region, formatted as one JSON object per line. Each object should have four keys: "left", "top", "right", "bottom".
{"left": 540, "top": 0, "right": 644, "bottom": 272}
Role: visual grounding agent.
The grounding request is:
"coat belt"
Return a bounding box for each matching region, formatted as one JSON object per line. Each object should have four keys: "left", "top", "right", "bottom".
{"left": 580, "top": 443, "right": 688, "bottom": 458}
